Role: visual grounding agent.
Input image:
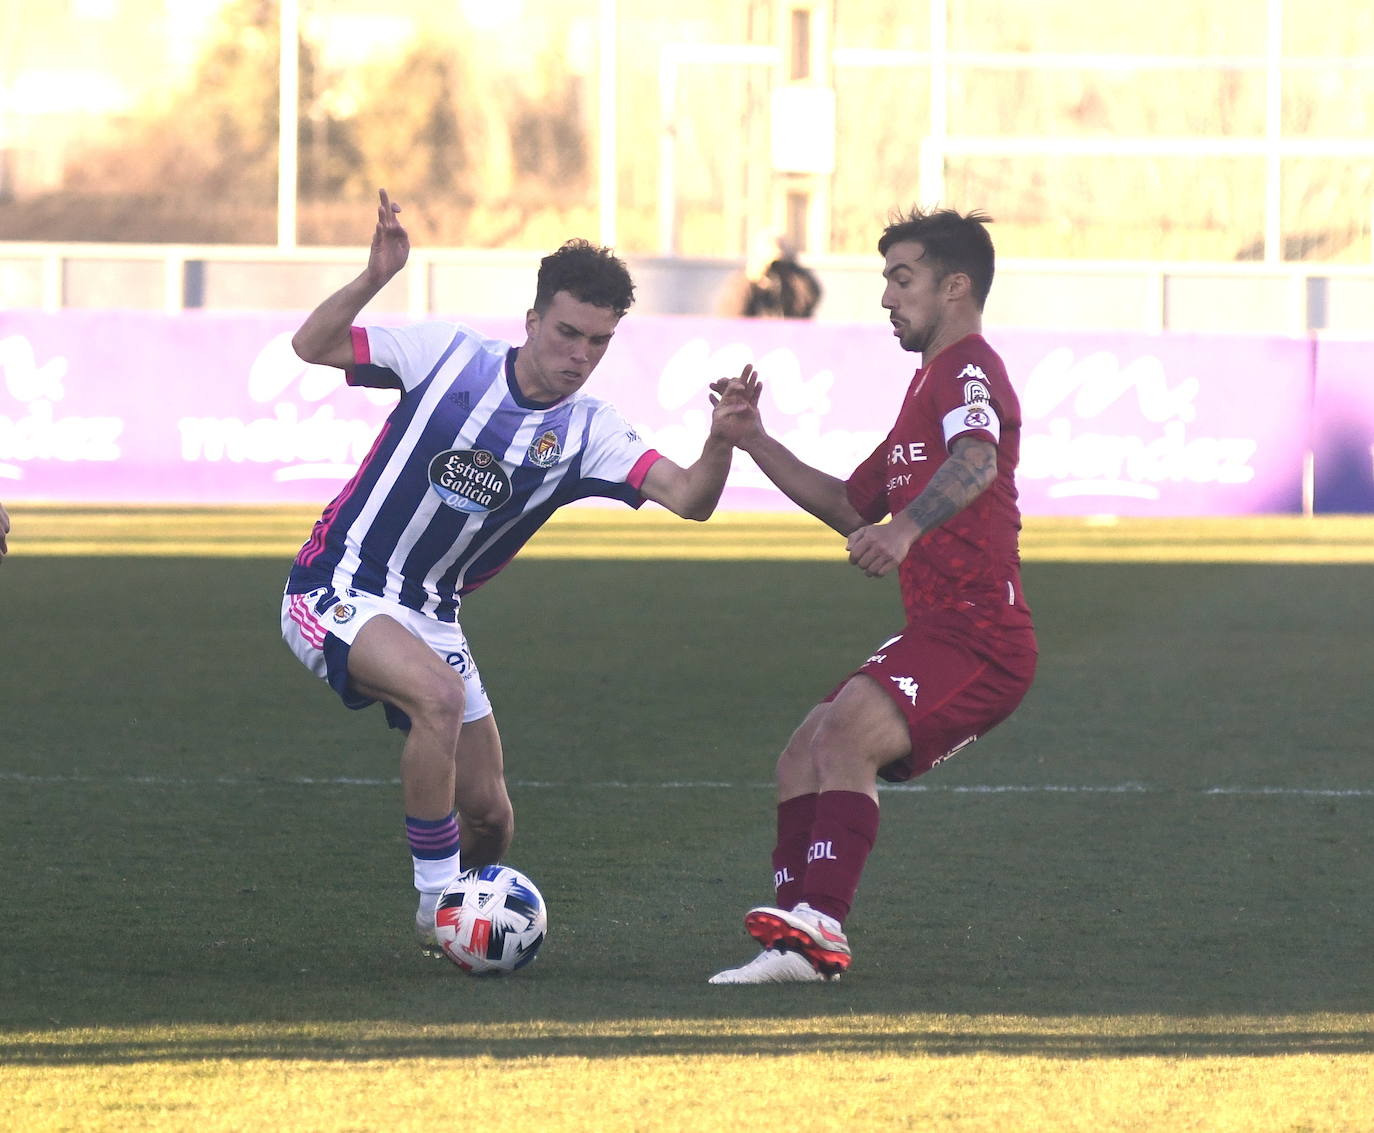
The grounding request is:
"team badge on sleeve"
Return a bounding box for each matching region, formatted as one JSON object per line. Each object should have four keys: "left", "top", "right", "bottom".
{"left": 958, "top": 364, "right": 991, "bottom": 405}
{"left": 942, "top": 399, "right": 1001, "bottom": 443}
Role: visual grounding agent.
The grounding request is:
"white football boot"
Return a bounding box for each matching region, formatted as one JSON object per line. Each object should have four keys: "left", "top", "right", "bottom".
{"left": 744, "top": 902, "right": 852, "bottom": 977}
{"left": 415, "top": 890, "right": 444, "bottom": 958}
{"left": 708, "top": 947, "right": 835, "bottom": 985}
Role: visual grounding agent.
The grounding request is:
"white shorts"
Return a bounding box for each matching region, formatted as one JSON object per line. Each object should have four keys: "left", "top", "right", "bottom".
{"left": 281, "top": 585, "right": 492, "bottom": 731}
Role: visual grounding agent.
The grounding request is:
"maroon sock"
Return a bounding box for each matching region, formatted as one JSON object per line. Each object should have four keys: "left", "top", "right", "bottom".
{"left": 771, "top": 793, "right": 818, "bottom": 910}
{"left": 800, "top": 790, "right": 880, "bottom": 924}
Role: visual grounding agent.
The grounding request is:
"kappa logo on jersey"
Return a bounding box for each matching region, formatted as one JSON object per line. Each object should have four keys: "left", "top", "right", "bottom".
{"left": 890, "top": 675, "right": 920, "bottom": 704}
{"left": 526, "top": 430, "right": 562, "bottom": 469}
{"left": 428, "top": 448, "right": 514, "bottom": 514}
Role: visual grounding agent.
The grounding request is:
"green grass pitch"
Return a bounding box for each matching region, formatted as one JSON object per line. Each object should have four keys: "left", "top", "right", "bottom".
{"left": 1, "top": 512, "right": 1372, "bottom": 1130}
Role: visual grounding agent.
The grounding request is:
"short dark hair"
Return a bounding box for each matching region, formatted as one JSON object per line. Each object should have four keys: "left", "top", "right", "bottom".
{"left": 533, "top": 239, "right": 636, "bottom": 317}
{"left": 877, "top": 207, "right": 996, "bottom": 309}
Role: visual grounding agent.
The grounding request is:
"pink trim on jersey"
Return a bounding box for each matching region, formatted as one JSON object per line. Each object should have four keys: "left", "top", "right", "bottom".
{"left": 343, "top": 325, "right": 372, "bottom": 385}
{"left": 296, "top": 420, "right": 393, "bottom": 567}
{"left": 288, "top": 593, "right": 327, "bottom": 648}
{"left": 626, "top": 448, "right": 663, "bottom": 491}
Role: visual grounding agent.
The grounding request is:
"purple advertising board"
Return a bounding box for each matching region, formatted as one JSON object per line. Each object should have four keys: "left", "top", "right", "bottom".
{"left": 999, "top": 331, "right": 1311, "bottom": 516}
{"left": 0, "top": 309, "right": 1321, "bottom": 515}
{"left": 1311, "top": 336, "right": 1374, "bottom": 513}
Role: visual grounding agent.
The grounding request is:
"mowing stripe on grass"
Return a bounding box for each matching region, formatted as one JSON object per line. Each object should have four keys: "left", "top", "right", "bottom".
{"left": 2, "top": 770, "right": 1370, "bottom": 797}
{"left": 6, "top": 506, "right": 1374, "bottom": 561}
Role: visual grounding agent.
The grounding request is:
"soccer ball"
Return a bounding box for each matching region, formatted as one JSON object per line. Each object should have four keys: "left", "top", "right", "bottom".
{"left": 435, "top": 864, "right": 547, "bottom": 975}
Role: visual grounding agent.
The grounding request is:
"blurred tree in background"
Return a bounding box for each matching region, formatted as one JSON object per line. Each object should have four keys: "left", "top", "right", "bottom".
{"left": 6, "top": 0, "right": 288, "bottom": 242}
{"left": 0, "top": 0, "right": 593, "bottom": 246}
{"left": 0, "top": 0, "right": 1368, "bottom": 261}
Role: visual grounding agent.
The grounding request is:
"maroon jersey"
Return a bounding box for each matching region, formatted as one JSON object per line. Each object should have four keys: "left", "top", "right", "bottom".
{"left": 846, "top": 334, "right": 1033, "bottom": 633}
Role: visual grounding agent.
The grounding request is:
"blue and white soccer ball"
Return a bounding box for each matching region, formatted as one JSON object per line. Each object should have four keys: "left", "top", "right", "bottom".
{"left": 435, "top": 864, "right": 547, "bottom": 975}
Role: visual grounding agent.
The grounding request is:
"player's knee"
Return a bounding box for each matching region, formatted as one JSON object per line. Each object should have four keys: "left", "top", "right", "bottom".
{"left": 809, "top": 710, "right": 888, "bottom": 780}
{"left": 405, "top": 668, "right": 467, "bottom": 732}
{"left": 812, "top": 739, "right": 872, "bottom": 782}
{"left": 775, "top": 740, "right": 813, "bottom": 781}
{"left": 462, "top": 800, "right": 514, "bottom": 864}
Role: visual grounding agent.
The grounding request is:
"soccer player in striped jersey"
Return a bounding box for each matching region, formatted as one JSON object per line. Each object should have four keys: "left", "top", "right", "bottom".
{"left": 280, "top": 190, "right": 758, "bottom": 955}
{"left": 708, "top": 208, "right": 1038, "bottom": 984}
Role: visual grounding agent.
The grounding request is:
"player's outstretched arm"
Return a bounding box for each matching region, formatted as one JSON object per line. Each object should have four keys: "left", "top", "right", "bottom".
{"left": 845, "top": 436, "right": 998, "bottom": 577}
{"left": 745, "top": 432, "right": 864, "bottom": 535}
{"left": 639, "top": 365, "right": 759, "bottom": 521}
{"left": 292, "top": 189, "right": 411, "bottom": 370}
{"left": 707, "top": 373, "right": 865, "bottom": 535}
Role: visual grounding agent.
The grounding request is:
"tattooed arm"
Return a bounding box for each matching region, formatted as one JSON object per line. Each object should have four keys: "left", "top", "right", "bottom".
{"left": 844, "top": 436, "right": 998, "bottom": 578}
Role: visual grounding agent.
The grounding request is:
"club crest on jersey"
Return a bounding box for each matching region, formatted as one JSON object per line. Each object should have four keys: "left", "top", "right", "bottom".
{"left": 526, "top": 430, "right": 562, "bottom": 469}
{"left": 428, "top": 448, "right": 514, "bottom": 514}
{"left": 964, "top": 406, "right": 991, "bottom": 430}
{"left": 957, "top": 365, "right": 991, "bottom": 406}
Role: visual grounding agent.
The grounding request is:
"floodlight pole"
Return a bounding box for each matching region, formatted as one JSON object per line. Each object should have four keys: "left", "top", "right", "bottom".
{"left": 1263, "top": 0, "right": 1283, "bottom": 266}
{"left": 598, "top": 0, "right": 618, "bottom": 248}
{"left": 278, "top": 0, "right": 300, "bottom": 250}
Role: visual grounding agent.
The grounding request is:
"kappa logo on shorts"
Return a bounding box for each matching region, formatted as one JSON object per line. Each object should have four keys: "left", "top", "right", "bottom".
{"left": 890, "top": 675, "right": 920, "bottom": 705}
{"left": 331, "top": 602, "right": 357, "bottom": 624}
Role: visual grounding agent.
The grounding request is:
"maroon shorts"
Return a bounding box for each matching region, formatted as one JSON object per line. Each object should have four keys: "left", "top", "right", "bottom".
{"left": 825, "top": 619, "right": 1037, "bottom": 782}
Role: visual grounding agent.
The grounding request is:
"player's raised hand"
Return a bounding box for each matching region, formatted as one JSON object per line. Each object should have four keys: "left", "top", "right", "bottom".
{"left": 845, "top": 516, "right": 918, "bottom": 578}
{"left": 367, "top": 188, "right": 410, "bottom": 285}
{"left": 709, "top": 364, "right": 763, "bottom": 447}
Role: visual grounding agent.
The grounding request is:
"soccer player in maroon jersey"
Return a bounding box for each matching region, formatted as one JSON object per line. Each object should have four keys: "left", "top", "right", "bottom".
{"left": 709, "top": 207, "right": 1037, "bottom": 984}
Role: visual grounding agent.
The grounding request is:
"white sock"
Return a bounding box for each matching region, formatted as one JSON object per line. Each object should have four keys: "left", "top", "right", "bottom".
{"left": 413, "top": 849, "right": 461, "bottom": 896}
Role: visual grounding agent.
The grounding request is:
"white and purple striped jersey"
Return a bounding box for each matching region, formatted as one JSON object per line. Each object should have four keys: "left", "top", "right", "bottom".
{"left": 287, "top": 321, "right": 662, "bottom": 621}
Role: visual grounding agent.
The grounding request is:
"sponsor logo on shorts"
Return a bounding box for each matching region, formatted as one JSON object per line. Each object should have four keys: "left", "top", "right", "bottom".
{"left": 331, "top": 602, "right": 357, "bottom": 624}
{"left": 867, "top": 634, "right": 902, "bottom": 665}
{"left": 890, "top": 675, "right": 920, "bottom": 705}
{"left": 428, "top": 448, "right": 514, "bottom": 513}
{"left": 932, "top": 735, "right": 979, "bottom": 769}
{"left": 526, "top": 430, "right": 562, "bottom": 469}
